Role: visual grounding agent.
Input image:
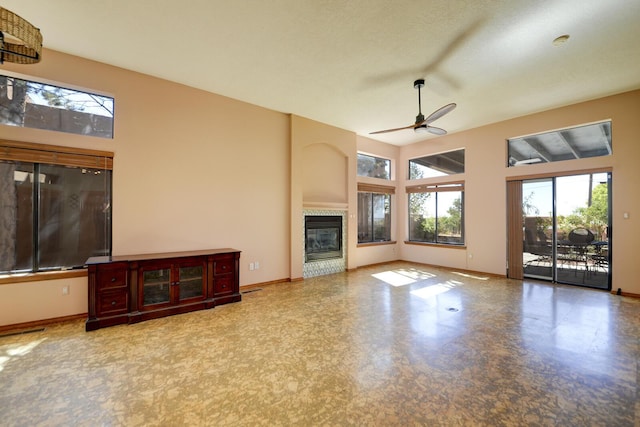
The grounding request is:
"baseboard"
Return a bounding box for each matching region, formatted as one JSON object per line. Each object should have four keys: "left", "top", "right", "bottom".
{"left": 356, "top": 260, "right": 507, "bottom": 279}
{"left": 0, "top": 313, "right": 87, "bottom": 335}
{"left": 240, "top": 277, "right": 290, "bottom": 291}
{"left": 610, "top": 289, "right": 640, "bottom": 298}
{"left": 354, "top": 260, "right": 403, "bottom": 270}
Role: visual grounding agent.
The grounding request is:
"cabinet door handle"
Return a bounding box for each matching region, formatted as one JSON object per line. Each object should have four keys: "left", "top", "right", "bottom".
{"left": 111, "top": 301, "right": 117, "bottom": 306}
{"left": 111, "top": 277, "right": 116, "bottom": 282}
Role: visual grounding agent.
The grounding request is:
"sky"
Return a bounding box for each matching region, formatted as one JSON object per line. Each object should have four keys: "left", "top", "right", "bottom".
{"left": 523, "top": 172, "right": 608, "bottom": 218}
{"left": 23, "top": 80, "right": 114, "bottom": 117}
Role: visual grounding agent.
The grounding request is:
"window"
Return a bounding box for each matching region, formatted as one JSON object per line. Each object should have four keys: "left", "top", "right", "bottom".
{"left": 507, "top": 121, "right": 611, "bottom": 167}
{"left": 357, "top": 153, "right": 391, "bottom": 179}
{"left": 0, "top": 74, "right": 114, "bottom": 138}
{"left": 0, "top": 141, "right": 112, "bottom": 274}
{"left": 409, "top": 149, "right": 465, "bottom": 179}
{"left": 407, "top": 182, "right": 464, "bottom": 245}
{"left": 357, "top": 183, "right": 394, "bottom": 244}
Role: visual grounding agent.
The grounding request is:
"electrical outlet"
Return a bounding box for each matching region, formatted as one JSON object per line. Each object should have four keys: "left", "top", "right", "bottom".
{"left": 255, "top": 261, "right": 260, "bottom": 270}
{"left": 62, "top": 285, "right": 70, "bottom": 295}
{"left": 249, "top": 263, "right": 254, "bottom": 271}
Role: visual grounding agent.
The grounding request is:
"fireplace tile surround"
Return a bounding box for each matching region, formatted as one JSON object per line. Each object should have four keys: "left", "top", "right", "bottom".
{"left": 302, "top": 209, "right": 346, "bottom": 278}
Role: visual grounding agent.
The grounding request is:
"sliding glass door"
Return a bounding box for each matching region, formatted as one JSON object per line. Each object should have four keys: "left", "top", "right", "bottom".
{"left": 521, "top": 172, "right": 611, "bottom": 289}
{"left": 522, "top": 178, "right": 553, "bottom": 281}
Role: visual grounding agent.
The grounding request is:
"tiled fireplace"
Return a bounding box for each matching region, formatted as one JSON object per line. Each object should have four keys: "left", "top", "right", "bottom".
{"left": 302, "top": 209, "right": 346, "bottom": 278}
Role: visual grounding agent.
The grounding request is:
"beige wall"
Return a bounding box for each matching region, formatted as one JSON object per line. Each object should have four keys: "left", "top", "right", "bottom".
{"left": 0, "top": 49, "right": 291, "bottom": 326}
{"left": 355, "top": 136, "right": 401, "bottom": 266}
{"left": 1, "top": 48, "right": 638, "bottom": 327}
{"left": 290, "top": 115, "right": 357, "bottom": 280}
{"left": 302, "top": 143, "right": 348, "bottom": 204}
{"left": 374, "top": 90, "right": 639, "bottom": 294}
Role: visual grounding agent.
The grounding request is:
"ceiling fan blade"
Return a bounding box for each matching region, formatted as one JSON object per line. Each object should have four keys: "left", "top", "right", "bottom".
{"left": 425, "top": 103, "right": 456, "bottom": 124}
{"left": 369, "top": 124, "right": 416, "bottom": 134}
{"left": 427, "top": 126, "right": 447, "bottom": 135}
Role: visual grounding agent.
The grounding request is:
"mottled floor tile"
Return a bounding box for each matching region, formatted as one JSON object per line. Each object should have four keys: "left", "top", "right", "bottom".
{"left": 0, "top": 262, "right": 638, "bottom": 426}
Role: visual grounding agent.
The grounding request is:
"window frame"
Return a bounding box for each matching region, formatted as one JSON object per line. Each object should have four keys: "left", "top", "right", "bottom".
{"left": 357, "top": 153, "right": 391, "bottom": 180}
{"left": 0, "top": 139, "right": 113, "bottom": 279}
{"left": 507, "top": 121, "right": 612, "bottom": 167}
{"left": 408, "top": 149, "right": 465, "bottom": 180}
{"left": 0, "top": 73, "right": 115, "bottom": 139}
{"left": 357, "top": 183, "right": 395, "bottom": 245}
{"left": 406, "top": 181, "right": 465, "bottom": 246}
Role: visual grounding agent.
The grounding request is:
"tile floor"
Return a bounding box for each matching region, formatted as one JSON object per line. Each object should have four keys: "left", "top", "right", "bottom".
{"left": 0, "top": 262, "right": 638, "bottom": 426}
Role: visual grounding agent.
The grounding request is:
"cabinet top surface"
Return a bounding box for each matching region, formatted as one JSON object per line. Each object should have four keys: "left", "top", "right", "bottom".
{"left": 86, "top": 248, "right": 241, "bottom": 265}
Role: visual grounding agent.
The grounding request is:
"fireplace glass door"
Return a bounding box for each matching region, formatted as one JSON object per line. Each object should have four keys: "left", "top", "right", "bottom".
{"left": 305, "top": 215, "right": 342, "bottom": 262}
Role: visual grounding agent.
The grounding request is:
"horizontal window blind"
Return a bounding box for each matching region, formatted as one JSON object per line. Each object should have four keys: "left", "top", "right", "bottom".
{"left": 0, "top": 139, "right": 113, "bottom": 169}
{"left": 406, "top": 181, "right": 464, "bottom": 193}
{"left": 357, "top": 183, "right": 395, "bottom": 194}
{"left": 506, "top": 167, "right": 611, "bottom": 182}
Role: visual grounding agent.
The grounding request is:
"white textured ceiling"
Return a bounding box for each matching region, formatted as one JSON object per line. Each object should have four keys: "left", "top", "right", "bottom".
{"left": 2, "top": 0, "right": 640, "bottom": 146}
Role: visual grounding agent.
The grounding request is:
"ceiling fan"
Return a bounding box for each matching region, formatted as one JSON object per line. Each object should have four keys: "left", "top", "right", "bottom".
{"left": 370, "top": 79, "right": 456, "bottom": 136}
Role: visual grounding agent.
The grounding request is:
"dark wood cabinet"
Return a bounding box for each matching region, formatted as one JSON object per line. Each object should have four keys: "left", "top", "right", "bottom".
{"left": 86, "top": 249, "right": 241, "bottom": 331}
{"left": 211, "top": 253, "right": 239, "bottom": 303}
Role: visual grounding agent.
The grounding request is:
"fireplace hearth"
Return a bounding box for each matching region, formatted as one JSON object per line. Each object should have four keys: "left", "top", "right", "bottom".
{"left": 302, "top": 209, "right": 346, "bottom": 278}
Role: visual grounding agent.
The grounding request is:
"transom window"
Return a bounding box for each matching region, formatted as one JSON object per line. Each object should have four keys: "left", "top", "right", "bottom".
{"left": 357, "top": 153, "right": 391, "bottom": 179}
{"left": 0, "top": 74, "right": 114, "bottom": 138}
{"left": 409, "top": 149, "right": 465, "bottom": 179}
{"left": 507, "top": 121, "right": 611, "bottom": 167}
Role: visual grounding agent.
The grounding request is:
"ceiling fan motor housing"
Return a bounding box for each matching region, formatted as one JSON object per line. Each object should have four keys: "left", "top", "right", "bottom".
{"left": 368, "top": 79, "right": 454, "bottom": 135}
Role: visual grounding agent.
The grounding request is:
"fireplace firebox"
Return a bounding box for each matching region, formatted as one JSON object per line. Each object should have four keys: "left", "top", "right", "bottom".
{"left": 305, "top": 215, "right": 342, "bottom": 262}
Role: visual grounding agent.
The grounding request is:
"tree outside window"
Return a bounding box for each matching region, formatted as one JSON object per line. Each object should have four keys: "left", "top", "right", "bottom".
{"left": 358, "top": 192, "right": 391, "bottom": 243}
{"left": 357, "top": 153, "right": 390, "bottom": 180}
{"left": 408, "top": 184, "right": 464, "bottom": 245}
{"left": 0, "top": 74, "right": 114, "bottom": 138}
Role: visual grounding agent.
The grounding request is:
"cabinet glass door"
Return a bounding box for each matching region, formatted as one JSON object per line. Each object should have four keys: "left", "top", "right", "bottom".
{"left": 178, "top": 265, "right": 204, "bottom": 300}
{"left": 142, "top": 268, "right": 171, "bottom": 305}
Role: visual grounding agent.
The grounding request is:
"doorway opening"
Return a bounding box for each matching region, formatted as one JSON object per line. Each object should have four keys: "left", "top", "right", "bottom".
{"left": 508, "top": 171, "right": 611, "bottom": 290}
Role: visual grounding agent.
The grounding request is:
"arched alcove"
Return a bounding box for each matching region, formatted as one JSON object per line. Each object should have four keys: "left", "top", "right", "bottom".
{"left": 302, "top": 143, "right": 348, "bottom": 205}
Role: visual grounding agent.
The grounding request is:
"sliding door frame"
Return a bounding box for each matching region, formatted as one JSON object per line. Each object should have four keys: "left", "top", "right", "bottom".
{"left": 506, "top": 167, "right": 612, "bottom": 289}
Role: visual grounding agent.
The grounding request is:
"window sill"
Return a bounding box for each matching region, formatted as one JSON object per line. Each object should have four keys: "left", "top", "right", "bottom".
{"left": 358, "top": 240, "right": 396, "bottom": 247}
{"left": 404, "top": 241, "right": 467, "bottom": 249}
{"left": 0, "top": 269, "right": 88, "bottom": 285}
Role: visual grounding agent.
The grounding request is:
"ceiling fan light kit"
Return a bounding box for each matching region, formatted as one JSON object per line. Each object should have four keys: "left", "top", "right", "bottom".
{"left": 370, "top": 79, "right": 456, "bottom": 136}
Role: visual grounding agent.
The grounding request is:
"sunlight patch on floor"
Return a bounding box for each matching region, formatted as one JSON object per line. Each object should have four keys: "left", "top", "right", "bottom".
{"left": 372, "top": 268, "right": 438, "bottom": 287}
{"left": 410, "top": 281, "right": 458, "bottom": 300}
{"left": 396, "top": 268, "right": 437, "bottom": 281}
{"left": 0, "top": 338, "right": 46, "bottom": 372}
{"left": 372, "top": 271, "right": 417, "bottom": 287}
{"left": 452, "top": 271, "right": 489, "bottom": 280}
